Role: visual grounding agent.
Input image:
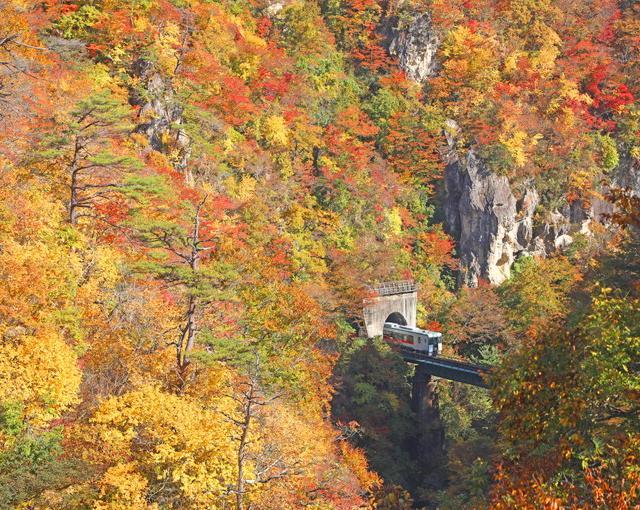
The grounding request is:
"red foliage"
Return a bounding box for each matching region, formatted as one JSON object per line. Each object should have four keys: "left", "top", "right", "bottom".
{"left": 586, "top": 67, "right": 635, "bottom": 117}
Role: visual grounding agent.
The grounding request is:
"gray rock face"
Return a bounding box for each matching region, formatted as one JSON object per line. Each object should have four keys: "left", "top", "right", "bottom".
{"left": 442, "top": 141, "right": 623, "bottom": 285}
{"left": 444, "top": 149, "right": 533, "bottom": 286}
{"left": 131, "top": 60, "right": 191, "bottom": 176}
{"left": 387, "top": 11, "right": 640, "bottom": 286}
{"left": 442, "top": 126, "right": 640, "bottom": 286}
{"left": 388, "top": 12, "right": 439, "bottom": 83}
{"left": 613, "top": 154, "right": 640, "bottom": 195}
{"left": 443, "top": 120, "right": 542, "bottom": 286}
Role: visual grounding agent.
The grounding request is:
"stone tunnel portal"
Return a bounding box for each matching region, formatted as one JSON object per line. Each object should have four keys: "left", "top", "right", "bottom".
{"left": 362, "top": 281, "right": 417, "bottom": 338}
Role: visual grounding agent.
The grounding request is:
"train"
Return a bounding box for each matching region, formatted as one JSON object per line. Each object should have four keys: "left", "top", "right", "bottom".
{"left": 383, "top": 322, "right": 443, "bottom": 356}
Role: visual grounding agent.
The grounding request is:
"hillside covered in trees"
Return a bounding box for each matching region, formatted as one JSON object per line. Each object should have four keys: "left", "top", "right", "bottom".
{"left": 0, "top": 0, "right": 638, "bottom": 508}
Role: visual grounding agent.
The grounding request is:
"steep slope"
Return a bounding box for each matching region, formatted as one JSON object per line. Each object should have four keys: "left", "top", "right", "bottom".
{"left": 380, "top": 0, "right": 640, "bottom": 284}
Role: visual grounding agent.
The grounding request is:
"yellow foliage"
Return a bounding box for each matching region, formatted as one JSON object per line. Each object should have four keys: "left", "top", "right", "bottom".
{"left": 262, "top": 115, "right": 290, "bottom": 148}
{"left": 383, "top": 207, "right": 403, "bottom": 237}
{"left": 275, "top": 152, "right": 294, "bottom": 178}
{"left": 95, "top": 463, "right": 156, "bottom": 510}
{"left": 226, "top": 13, "right": 267, "bottom": 49}
{"left": 498, "top": 125, "right": 530, "bottom": 168}
{"left": 319, "top": 155, "right": 340, "bottom": 175}
{"left": 132, "top": 16, "right": 150, "bottom": 33}
{"left": 226, "top": 174, "right": 257, "bottom": 201}
{"left": 0, "top": 175, "right": 86, "bottom": 424}
{"left": 531, "top": 39, "right": 561, "bottom": 77}
{"left": 157, "top": 21, "right": 182, "bottom": 74}
{"left": 442, "top": 26, "right": 500, "bottom": 93}
{"left": 236, "top": 54, "right": 262, "bottom": 81}
{"left": 248, "top": 398, "right": 371, "bottom": 509}
{"left": 0, "top": 331, "right": 80, "bottom": 426}
{"left": 79, "top": 385, "right": 237, "bottom": 509}
{"left": 569, "top": 169, "right": 596, "bottom": 195}
{"left": 286, "top": 203, "right": 307, "bottom": 231}
{"left": 339, "top": 441, "right": 382, "bottom": 492}
{"left": 503, "top": 50, "right": 525, "bottom": 75}
{"left": 547, "top": 77, "right": 592, "bottom": 123}
{"left": 223, "top": 126, "right": 246, "bottom": 153}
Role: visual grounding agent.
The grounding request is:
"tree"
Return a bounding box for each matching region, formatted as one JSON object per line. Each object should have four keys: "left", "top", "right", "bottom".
{"left": 491, "top": 290, "right": 640, "bottom": 508}
{"left": 36, "top": 89, "right": 139, "bottom": 225}
{"left": 129, "top": 186, "right": 241, "bottom": 390}
{"left": 0, "top": 165, "right": 84, "bottom": 508}
{"left": 332, "top": 338, "right": 419, "bottom": 492}
{"left": 0, "top": 1, "right": 50, "bottom": 112}
{"left": 68, "top": 384, "right": 237, "bottom": 509}
{"left": 224, "top": 357, "right": 284, "bottom": 510}
{"left": 498, "top": 256, "right": 581, "bottom": 335}
{"left": 445, "top": 284, "right": 513, "bottom": 356}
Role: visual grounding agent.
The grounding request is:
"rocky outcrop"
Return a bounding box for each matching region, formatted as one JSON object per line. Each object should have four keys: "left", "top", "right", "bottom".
{"left": 130, "top": 60, "right": 191, "bottom": 177}
{"left": 442, "top": 119, "right": 640, "bottom": 286}
{"left": 387, "top": 7, "right": 640, "bottom": 287}
{"left": 444, "top": 147, "right": 538, "bottom": 286}
{"left": 613, "top": 153, "right": 640, "bottom": 195}
{"left": 442, "top": 120, "right": 536, "bottom": 285}
{"left": 388, "top": 12, "right": 439, "bottom": 83}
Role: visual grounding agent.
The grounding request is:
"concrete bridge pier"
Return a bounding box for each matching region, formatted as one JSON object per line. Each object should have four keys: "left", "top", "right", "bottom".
{"left": 411, "top": 365, "right": 445, "bottom": 470}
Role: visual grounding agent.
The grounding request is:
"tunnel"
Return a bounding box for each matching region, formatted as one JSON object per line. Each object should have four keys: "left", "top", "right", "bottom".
{"left": 385, "top": 312, "right": 407, "bottom": 326}
{"left": 362, "top": 282, "right": 417, "bottom": 337}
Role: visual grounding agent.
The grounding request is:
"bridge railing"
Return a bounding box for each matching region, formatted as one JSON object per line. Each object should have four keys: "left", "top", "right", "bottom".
{"left": 372, "top": 280, "right": 417, "bottom": 296}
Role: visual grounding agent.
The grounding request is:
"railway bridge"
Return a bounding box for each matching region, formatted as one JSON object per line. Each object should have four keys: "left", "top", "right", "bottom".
{"left": 363, "top": 280, "right": 489, "bottom": 389}
{"left": 362, "top": 280, "right": 490, "bottom": 465}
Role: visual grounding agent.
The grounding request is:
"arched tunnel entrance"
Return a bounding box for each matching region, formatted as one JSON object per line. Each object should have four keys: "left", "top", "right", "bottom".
{"left": 361, "top": 280, "right": 417, "bottom": 337}
{"left": 385, "top": 312, "right": 407, "bottom": 326}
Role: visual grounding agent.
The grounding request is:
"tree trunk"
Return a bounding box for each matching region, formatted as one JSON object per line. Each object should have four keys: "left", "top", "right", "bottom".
{"left": 177, "top": 294, "right": 197, "bottom": 388}
{"left": 176, "top": 200, "right": 205, "bottom": 387}
{"left": 236, "top": 386, "right": 253, "bottom": 510}
{"left": 68, "top": 138, "right": 82, "bottom": 225}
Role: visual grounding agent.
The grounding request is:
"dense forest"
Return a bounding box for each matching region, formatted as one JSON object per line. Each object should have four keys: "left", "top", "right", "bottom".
{"left": 0, "top": 0, "right": 638, "bottom": 508}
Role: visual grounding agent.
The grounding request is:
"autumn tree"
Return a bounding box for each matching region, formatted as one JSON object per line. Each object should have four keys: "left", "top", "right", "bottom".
{"left": 332, "top": 338, "right": 418, "bottom": 492}
{"left": 0, "top": 166, "right": 83, "bottom": 508}
{"left": 129, "top": 183, "right": 241, "bottom": 389}
{"left": 490, "top": 191, "right": 640, "bottom": 507}
{"left": 223, "top": 357, "right": 285, "bottom": 510}
{"left": 36, "top": 88, "right": 140, "bottom": 225}
{"left": 67, "top": 384, "right": 238, "bottom": 509}
{"left": 0, "top": 1, "right": 49, "bottom": 112}
{"left": 498, "top": 256, "right": 582, "bottom": 335}
{"left": 445, "top": 284, "right": 513, "bottom": 356}
{"left": 491, "top": 289, "right": 640, "bottom": 508}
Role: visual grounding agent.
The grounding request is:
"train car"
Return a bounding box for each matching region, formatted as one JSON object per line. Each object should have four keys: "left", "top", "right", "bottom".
{"left": 383, "top": 322, "right": 443, "bottom": 356}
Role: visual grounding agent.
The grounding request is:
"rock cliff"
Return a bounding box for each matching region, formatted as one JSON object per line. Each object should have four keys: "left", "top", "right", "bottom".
{"left": 386, "top": 8, "right": 640, "bottom": 286}
{"left": 387, "top": 11, "right": 439, "bottom": 83}
{"left": 442, "top": 126, "right": 640, "bottom": 286}
{"left": 130, "top": 60, "right": 192, "bottom": 178}
{"left": 442, "top": 124, "right": 539, "bottom": 285}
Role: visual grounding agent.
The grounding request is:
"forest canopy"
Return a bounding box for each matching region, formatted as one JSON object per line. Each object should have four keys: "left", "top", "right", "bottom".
{"left": 0, "top": 0, "right": 639, "bottom": 508}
